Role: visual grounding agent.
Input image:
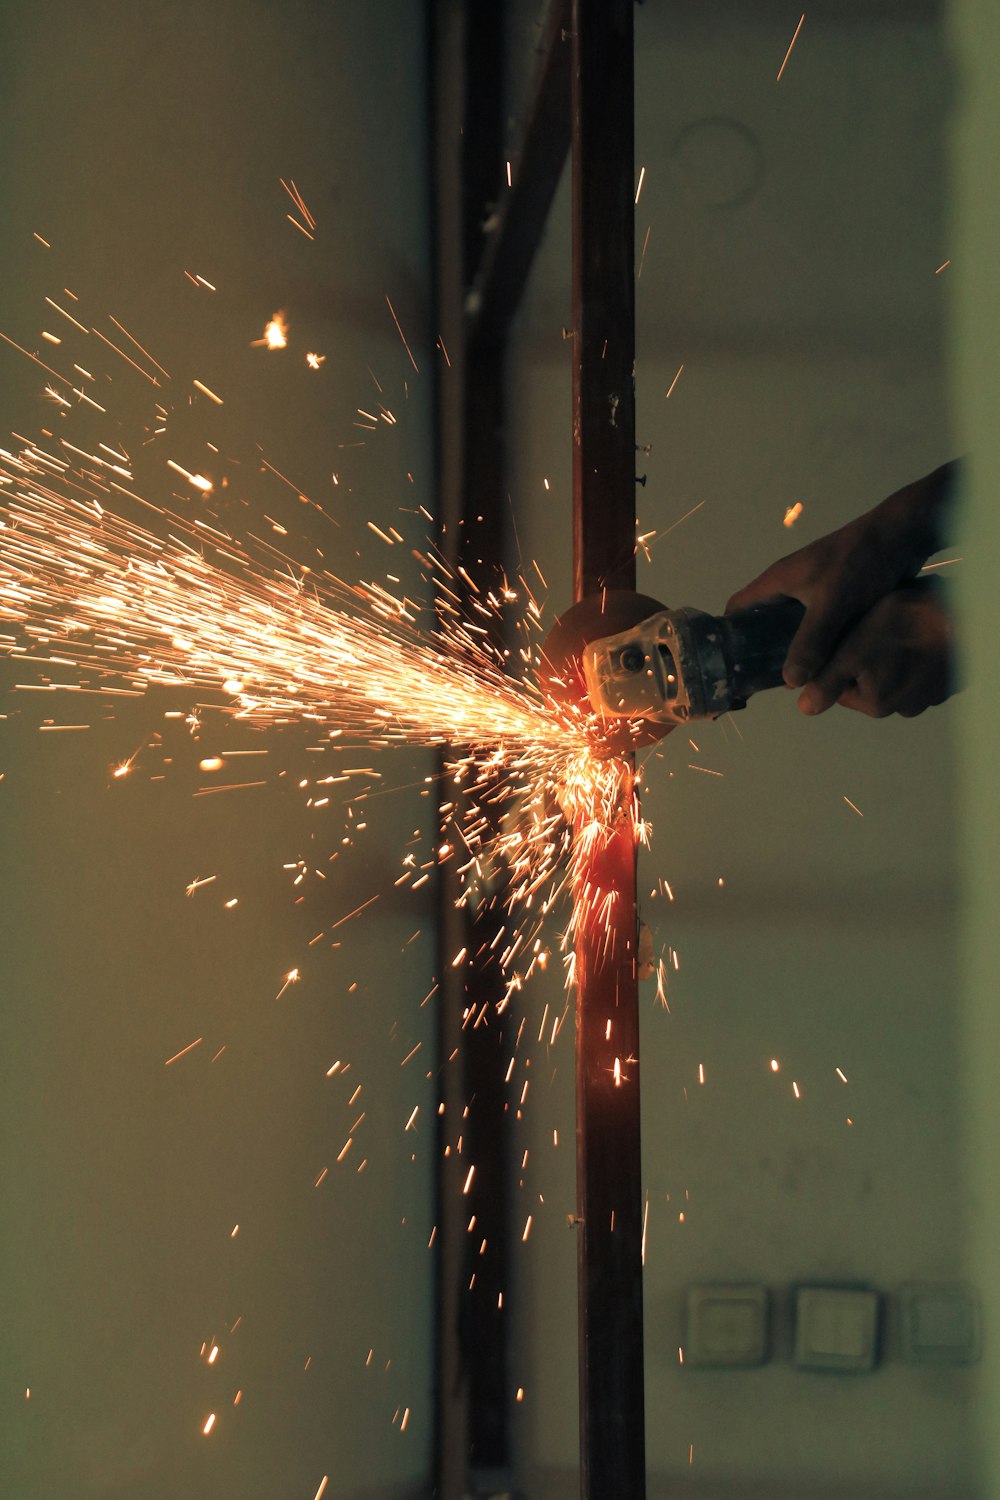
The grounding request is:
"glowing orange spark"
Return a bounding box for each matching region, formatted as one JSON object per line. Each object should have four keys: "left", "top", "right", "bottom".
{"left": 166, "top": 459, "right": 212, "bottom": 493}
{"left": 776, "top": 13, "right": 805, "bottom": 81}
{"left": 385, "top": 295, "right": 419, "bottom": 373}
{"left": 280, "top": 177, "right": 316, "bottom": 229}
{"left": 253, "top": 312, "right": 288, "bottom": 350}
{"left": 665, "top": 363, "right": 684, "bottom": 399}
{"left": 44, "top": 297, "right": 88, "bottom": 335}
{"left": 193, "top": 379, "right": 223, "bottom": 405}
{"left": 638, "top": 223, "right": 652, "bottom": 280}
{"left": 275, "top": 968, "right": 300, "bottom": 1000}
{"left": 112, "top": 747, "right": 141, "bottom": 778}
{"left": 164, "top": 1037, "right": 203, "bottom": 1066}
{"left": 90, "top": 327, "right": 160, "bottom": 385}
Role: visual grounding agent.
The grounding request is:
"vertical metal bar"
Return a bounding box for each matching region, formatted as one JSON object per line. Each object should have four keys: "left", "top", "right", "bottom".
{"left": 430, "top": 2, "right": 511, "bottom": 1493}
{"left": 571, "top": 3, "right": 647, "bottom": 1498}
{"left": 572, "top": 0, "right": 638, "bottom": 602}
{"left": 428, "top": 5, "right": 472, "bottom": 1494}
{"left": 459, "top": 347, "right": 511, "bottom": 1476}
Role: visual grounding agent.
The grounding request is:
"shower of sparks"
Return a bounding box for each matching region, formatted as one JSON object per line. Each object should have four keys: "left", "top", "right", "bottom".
{"left": 0, "top": 442, "right": 652, "bottom": 998}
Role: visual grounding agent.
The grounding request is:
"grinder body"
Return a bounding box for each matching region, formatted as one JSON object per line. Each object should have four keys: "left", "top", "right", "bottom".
{"left": 583, "top": 597, "right": 806, "bottom": 726}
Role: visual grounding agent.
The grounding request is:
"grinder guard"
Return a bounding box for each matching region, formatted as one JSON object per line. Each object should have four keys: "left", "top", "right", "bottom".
{"left": 583, "top": 597, "right": 806, "bottom": 725}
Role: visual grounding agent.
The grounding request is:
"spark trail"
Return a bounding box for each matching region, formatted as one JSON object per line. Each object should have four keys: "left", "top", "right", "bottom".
{"left": 0, "top": 456, "right": 644, "bottom": 995}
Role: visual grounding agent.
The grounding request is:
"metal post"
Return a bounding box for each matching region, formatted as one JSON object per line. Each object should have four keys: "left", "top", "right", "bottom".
{"left": 571, "top": 2, "right": 647, "bottom": 1497}
{"left": 433, "top": 0, "right": 647, "bottom": 1491}
{"left": 430, "top": 3, "right": 511, "bottom": 1493}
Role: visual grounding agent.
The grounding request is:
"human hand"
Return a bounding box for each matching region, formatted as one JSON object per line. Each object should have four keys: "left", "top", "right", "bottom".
{"left": 726, "top": 463, "right": 956, "bottom": 691}
{"left": 794, "top": 579, "right": 955, "bottom": 718}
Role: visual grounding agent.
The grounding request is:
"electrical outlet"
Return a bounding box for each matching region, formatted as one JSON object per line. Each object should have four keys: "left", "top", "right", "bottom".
{"left": 793, "top": 1286, "right": 881, "bottom": 1373}
{"left": 685, "top": 1284, "right": 770, "bottom": 1367}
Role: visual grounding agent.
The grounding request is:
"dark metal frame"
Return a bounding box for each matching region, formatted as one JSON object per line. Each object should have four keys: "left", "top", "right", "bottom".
{"left": 431, "top": 3, "right": 645, "bottom": 1495}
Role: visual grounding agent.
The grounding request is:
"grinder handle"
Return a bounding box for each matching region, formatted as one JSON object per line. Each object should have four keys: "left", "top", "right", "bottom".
{"left": 720, "top": 596, "right": 807, "bottom": 706}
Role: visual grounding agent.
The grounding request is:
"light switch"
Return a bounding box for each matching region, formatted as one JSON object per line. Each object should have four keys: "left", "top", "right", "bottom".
{"left": 793, "top": 1287, "right": 880, "bottom": 1372}
{"left": 899, "top": 1282, "right": 981, "bottom": 1365}
{"left": 685, "top": 1284, "right": 769, "bottom": 1367}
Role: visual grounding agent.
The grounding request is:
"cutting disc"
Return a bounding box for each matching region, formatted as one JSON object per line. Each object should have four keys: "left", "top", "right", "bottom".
{"left": 538, "top": 590, "right": 676, "bottom": 754}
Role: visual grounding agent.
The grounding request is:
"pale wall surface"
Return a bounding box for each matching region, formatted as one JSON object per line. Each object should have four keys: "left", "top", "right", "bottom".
{"left": 953, "top": 1, "right": 1000, "bottom": 1497}
{"left": 0, "top": 4, "right": 435, "bottom": 1497}
{"left": 502, "top": 3, "right": 970, "bottom": 1495}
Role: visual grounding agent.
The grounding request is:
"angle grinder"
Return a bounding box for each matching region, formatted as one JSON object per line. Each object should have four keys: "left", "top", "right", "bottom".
{"left": 539, "top": 590, "right": 806, "bottom": 753}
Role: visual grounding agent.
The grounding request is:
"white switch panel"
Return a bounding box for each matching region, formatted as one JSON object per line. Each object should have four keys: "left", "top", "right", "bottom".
{"left": 793, "top": 1287, "right": 881, "bottom": 1372}
{"left": 685, "top": 1284, "right": 769, "bottom": 1367}
{"left": 899, "top": 1282, "right": 981, "bottom": 1364}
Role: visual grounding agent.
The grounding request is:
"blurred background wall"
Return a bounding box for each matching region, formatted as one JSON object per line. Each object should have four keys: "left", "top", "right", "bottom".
{"left": 502, "top": 2, "right": 973, "bottom": 1495}
{"left": 0, "top": 4, "right": 436, "bottom": 1496}
{"left": 954, "top": 0, "right": 1000, "bottom": 1496}
{"left": 2, "top": 1, "right": 1000, "bottom": 1497}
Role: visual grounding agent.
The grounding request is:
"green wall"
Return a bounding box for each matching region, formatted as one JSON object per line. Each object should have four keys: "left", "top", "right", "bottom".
{"left": 0, "top": 5, "right": 436, "bottom": 1496}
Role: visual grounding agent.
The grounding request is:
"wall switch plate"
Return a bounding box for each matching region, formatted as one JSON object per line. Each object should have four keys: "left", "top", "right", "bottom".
{"left": 899, "top": 1282, "right": 981, "bottom": 1364}
{"left": 793, "top": 1286, "right": 881, "bottom": 1372}
{"left": 685, "top": 1284, "right": 769, "bottom": 1367}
